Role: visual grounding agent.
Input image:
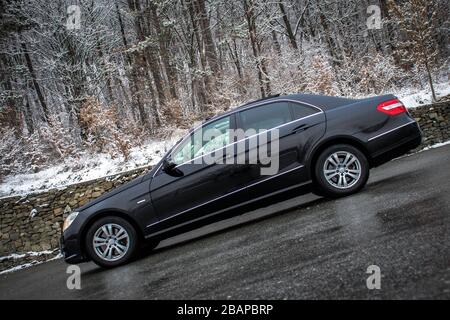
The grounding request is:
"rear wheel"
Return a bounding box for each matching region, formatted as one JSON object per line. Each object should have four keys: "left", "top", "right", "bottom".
{"left": 85, "top": 216, "right": 139, "bottom": 268}
{"left": 314, "top": 144, "right": 369, "bottom": 197}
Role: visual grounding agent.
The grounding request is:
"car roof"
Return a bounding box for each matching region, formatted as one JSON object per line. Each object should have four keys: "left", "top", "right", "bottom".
{"left": 205, "top": 93, "right": 357, "bottom": 123}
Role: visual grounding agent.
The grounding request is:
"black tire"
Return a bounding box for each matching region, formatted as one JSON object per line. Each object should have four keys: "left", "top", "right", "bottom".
{"left": 85, "top": 216, "right": 139, "bottom": 268}
{"left": 314, "top": 144, "right": 369, "bottom": 198}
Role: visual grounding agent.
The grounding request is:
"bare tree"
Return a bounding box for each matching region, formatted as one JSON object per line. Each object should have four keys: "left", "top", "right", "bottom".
{"left": 388, "top": 0, "right": 439, "bottom": 101}
{"left": 243, "top": 0, "right": 271, "bottom": 97}
{"left": 0, "top": 0, "right": 447, "bottom": 177}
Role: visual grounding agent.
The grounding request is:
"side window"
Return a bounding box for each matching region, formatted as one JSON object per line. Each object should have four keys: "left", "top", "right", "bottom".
{"left": 171, "top": 136, "right": 197, "bottom": 165}
{"left": 239, "top": 102, "right": 292, "bottom": 132}
{"left": 194, "top": 116, "right": 230, "bottom": 157}
{"left": 290, "top": 102, "right": 319, "bottom": 119}
{"left": 171, "top": 116, "right": 231, "bottom": 165}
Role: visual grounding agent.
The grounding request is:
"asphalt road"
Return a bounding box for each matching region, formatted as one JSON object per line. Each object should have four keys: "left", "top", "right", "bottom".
{"left": 1, "top": 145, "right": 449, "bottom": 299}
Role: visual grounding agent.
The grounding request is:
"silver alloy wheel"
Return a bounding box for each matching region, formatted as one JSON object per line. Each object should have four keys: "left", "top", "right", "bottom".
{"left": 93, "top": 223, "right": 130, "bottom": 261}
{"left": 323, "top": 151, "right": 362, "bottom": 189}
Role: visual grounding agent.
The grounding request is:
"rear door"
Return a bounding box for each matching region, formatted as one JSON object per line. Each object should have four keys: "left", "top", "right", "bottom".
{"left": 236, "top": 100, "right": 326, "bottom": 199}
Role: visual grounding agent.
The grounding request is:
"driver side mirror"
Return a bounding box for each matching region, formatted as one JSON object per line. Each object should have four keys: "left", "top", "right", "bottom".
{"left": 162, "top": 158, "right": 184, "bottom": 177}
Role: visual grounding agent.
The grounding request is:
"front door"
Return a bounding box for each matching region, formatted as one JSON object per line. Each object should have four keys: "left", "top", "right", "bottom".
{"left": 147, "top": 114, "right": 250, "bottom": 233}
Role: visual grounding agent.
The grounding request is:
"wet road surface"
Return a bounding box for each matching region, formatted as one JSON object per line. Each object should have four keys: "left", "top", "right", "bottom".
{"left": 1, "top": 144, "right": 449, "bottom": 299}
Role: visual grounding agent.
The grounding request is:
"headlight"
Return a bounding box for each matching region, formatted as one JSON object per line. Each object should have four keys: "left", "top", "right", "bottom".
{"left": 62, "top": 212, "right": 79, "bottom": 232}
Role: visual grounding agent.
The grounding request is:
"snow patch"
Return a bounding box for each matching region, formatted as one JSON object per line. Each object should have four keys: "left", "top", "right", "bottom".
{"left": 0, "top": 135, "right": 184, "bottom": 198}
{"left": 29, "top": 208, "right": 38, "bottom": 218}
{"left": 0, "top": 249, "right": 58, "bottom": 263}
{"left": 0, "top": 253, "right": 62, "bottom": 275}
{"left": 421, "top": 140, "right": 450, "bottom": 151}
{"left": 0, "top": 253, "right": 26, "bottom": 262}
{"left": 0, "top": 263, "right": 35, "bottom": 275}
{"left": 396, "top": 82, "right": 450, "bottom": 109}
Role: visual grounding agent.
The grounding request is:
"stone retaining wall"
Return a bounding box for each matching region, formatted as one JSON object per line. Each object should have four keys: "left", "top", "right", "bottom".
{"left": 408, "top": 101, "right": 450, "bottom": 147}
{"left": 0, "top": 166, "right": 152, "bottom": 271}
{"left": 0, "top": 101, "right": 449, "bottom": 272}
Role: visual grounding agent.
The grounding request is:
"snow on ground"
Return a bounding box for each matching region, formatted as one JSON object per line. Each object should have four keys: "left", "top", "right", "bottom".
{"left": 0, "top": 252, "right": 62, "bottom": 275}
{"left": 0, "top": 133, "right": 185, "bottom": 198}
{"left": 421, "top": 140, "right": 450, "bottom": 151}
{"left": 0, "top": 249, "right": 58, "bottom": 263}
{"left": 0, "top": 248, "right": 61, "bottom": 275}
{"left": 397, "top": 81, "right": 450, "bottom": 109}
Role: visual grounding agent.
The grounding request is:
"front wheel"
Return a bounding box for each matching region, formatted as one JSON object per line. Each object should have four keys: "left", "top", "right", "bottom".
{"left": 85, "top": 216, "right": 139, "bottom": 268}
{"left": 314, "top": 144, "right": 369, "bottom": 197}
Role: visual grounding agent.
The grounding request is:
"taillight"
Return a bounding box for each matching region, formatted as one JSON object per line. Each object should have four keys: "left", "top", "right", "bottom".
{"left": 376, "top": 99, "right": 407, "bottom": 116}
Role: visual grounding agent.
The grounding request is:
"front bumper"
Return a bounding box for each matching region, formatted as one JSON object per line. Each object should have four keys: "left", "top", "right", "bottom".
{"left": 60, "top": 234, "right": 88, "bottom": 264}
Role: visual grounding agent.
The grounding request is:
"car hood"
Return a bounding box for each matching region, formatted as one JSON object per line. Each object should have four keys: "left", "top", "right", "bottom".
{"left": 76, "top": 174, "right": 148, "bottom": 212}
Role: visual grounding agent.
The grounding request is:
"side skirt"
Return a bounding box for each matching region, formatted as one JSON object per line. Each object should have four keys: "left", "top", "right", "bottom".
{"left": 145, "top": 180, "right": 312, "bottom": 239}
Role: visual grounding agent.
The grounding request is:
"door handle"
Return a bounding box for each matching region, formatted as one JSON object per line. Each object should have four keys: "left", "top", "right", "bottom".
{"left": 291, "top": 123, "right": 311, "bottom": 134}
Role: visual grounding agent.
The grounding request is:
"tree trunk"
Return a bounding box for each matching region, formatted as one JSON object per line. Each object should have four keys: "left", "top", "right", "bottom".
{"left": 186, "top": 0, "right": 212, "bottom": 112}
{"left": 278, "top": 2, "right": 299, "bottom": 50}
{"left": 21, "top": 42, "right": 49, "bottom": 122}
{"left": 271, "top": 30, "right": 282, "bottom": 56}
{"left": 194, "top": 0, "right": 219, "bottom": 74}
{"left": 424, "top": 57, "right": 437, "bottom": 102}
{"left": 115, "top": 1, "right": 139, "bottom": 122}
{"left": 243, "top": 0, "right": 270, "bottom": 98}
{"left": 318, "top": 9, "right": 339, "bottom": 63}
{"left": 149, "top": 3, "right": 178, "bottom": 99}
{"left": 127, "top": 0, "right": 163, "bottom": 128}
{"left": 226, "top": 39, "right": 243, "bottom": 80}
{"left": 23, "top": 95, "right": 34, "bottom": 134}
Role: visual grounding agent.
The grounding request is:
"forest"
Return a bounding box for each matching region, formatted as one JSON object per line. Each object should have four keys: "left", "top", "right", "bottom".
{"left": 0, "top": 0, "right": 448, "bottom": 189}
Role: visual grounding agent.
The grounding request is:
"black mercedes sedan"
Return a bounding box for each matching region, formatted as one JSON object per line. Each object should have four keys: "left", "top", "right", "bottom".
{"left": 61, "top": 93, "right": 422, "bottom": 267}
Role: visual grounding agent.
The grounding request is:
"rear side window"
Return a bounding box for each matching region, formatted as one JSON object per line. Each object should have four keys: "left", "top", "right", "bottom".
{"left": 290, "top": 102, "right": 319, "bottom": 119}
{"left": 239, "top": 102, "right": 292, "bottom": 132}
